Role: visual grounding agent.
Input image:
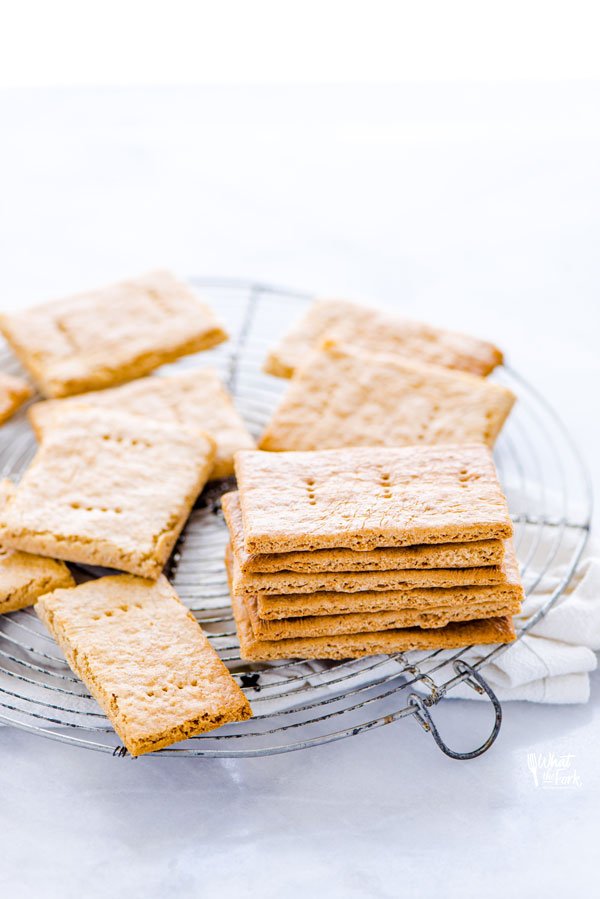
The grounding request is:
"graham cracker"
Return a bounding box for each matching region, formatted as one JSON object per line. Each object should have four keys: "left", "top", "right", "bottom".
{"left": 0, "top": 406, "right": 215, "bottom": 578}
{"left": 231, "top": 587, "right": 516, "bottom": 661}
{"left": 243, "top": 592, "right": 521, "bottom": 639}
{"left": 264, "top": 298, "right": 502, "bottom": 379}
{"left": 257, "top": 540, "right": 522, "bottom": 619}
{"left": 227, "top": 542, "right": 507, "bottom": 596}
{"left": 259, "top": 341, "right": 514, "bottom": 452}
{"left": 29, "top": 368, "right": 254, "bottom": 480}
{"left": 36, "top": 575, "right": 252, "bottom": 756}
{"left": 0, "top": 479, "right": 75, "bottom": 614}
{"left": 0, "top": 270, "right": 228, "bottom": 397}
{"left": 235, "top": 445, "right": 513, "bottom": 553}
{"left": 0, "top": 372, "right": 33, "bottom": 425}
{"left": 222, "top": 491, "right": 505, "bottom": 572}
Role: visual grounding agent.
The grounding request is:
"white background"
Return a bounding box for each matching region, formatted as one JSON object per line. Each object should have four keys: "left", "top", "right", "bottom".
{"left": 0, "top": 3, "right": 599, "bottom": 897}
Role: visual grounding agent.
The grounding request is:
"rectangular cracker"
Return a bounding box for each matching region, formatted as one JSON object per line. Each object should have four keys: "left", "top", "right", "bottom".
{"left": 235, "top": 445, "right": 513, "bottom": 553}
{"left": 0, "top": 406, "right": 215, "bottom": 578}
{"left": 29, "top": 368, "right": 254, "bottom": 480}
{"left": 0, "top": 547, "right": 74, "bottom": 615}
{"left": 227, "top": 542, "right": 507, "bottom": 596}
{"left": 36, "top": 575, "right": 252, "bottom": 756}
{"left": 259, "top": 341, "right": 514, "bottom": 452}
{"left": 231, "top": 588, "right": 516, "bottom": 661}
{"left": 0, "top": 270, "right": 228, "bottom": 397}
{"left": 243, "top": 592, "right": 521, "bottom": 639}
{"left": 264, "top": 297, "right": 502, "bottom": 379}
{"left": 0, "top": 479, "right": 75, "bottom": 614}
{"left": 0, "top": 372, "right": 33, "bottom": 425}
{"left": 258, "top": 541, "right": 522, "bottom": 619}
{"left": 222, "top": 492, "right": 505, "bottom": 572}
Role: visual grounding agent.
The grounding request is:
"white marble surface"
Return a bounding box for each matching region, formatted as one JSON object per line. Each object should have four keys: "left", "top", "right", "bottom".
{"left": 0, "top": 84, "right": 598, "bottom": 898}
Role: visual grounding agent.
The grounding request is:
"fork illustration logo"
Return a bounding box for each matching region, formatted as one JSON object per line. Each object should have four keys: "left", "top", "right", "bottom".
{"left": 527, "top": 752, "right": 582, "bottom": 789}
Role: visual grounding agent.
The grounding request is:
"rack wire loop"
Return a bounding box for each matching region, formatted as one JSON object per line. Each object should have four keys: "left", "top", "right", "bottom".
{"left": 409, "top": 666, "right": 503, "bottom": 761}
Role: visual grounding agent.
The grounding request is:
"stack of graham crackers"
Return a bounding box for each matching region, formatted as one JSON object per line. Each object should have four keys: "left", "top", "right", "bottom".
{"left": 224, "top": 445, "right": 523, "bottom": 660}
{"left": 0, "top": 273, "right": 523, "bottom": 754}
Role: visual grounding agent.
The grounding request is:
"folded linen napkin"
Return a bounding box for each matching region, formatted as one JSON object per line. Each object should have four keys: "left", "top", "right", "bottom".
{"left": 448, "top": 537, "right": 599, "bottom": 703}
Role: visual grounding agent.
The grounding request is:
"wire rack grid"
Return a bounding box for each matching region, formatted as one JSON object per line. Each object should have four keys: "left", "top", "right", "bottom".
{"left": 0, "top": 278, "right": 592, "bottom": 760}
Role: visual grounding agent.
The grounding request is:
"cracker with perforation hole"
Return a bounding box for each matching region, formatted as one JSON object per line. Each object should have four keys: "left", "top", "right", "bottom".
{"left": 235, "top": 445, "right": 513, "bottom": 554}
{"left": 0, "top": 406, "right": 215, "bottom": 578}
{"left": 0, "top": 372, "right": 33, "bottom": 425}
{"left": 222, "top": 491, "right": 505, "bottom": 573}
{"left": 0, "top": 480, "right": 75, "bottom": 613}
{"left": 259, "top": 341, "right": 514, "bottom": 452}
{"left": 264, "top": 297, "right": 502, "bottom": 379}
{"left": 230, "top": 585, "right": 516, "bottom": 661}
{"left": 29, "top": 368, "right": 253, "bottom": 479}
{"left": 36, "top": 575, "right": 252, "bottom": 756}
{"left": 0, "top": 270, "right": 227, "bottom": 398}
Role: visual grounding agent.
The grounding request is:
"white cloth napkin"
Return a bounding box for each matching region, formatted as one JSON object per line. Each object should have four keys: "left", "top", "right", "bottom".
{"left": 448, "top": 536, "right": 600, "bottom": 703}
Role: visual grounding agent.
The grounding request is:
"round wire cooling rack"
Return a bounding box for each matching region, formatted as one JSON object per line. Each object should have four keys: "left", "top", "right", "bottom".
{"left": 0, "top": 278, "right": 592, "bottom": 760}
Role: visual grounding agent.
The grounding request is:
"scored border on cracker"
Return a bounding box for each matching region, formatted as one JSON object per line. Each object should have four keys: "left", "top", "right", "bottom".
{"left": 0, "top": 270, "right": 228, "bottom": 398}
{"left": 264, "top": 297, "right": 503, "bottom": 379}
{"left": 259, "top": 340, "right": 515, "bottom": 452}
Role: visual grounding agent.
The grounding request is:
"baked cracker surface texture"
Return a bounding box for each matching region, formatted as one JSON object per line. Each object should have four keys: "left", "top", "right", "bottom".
{"left": 264, "top": 297, "right": 503, "bottom": 379}
{"left": 259, "top": 341, "right": 514, "bottom": 452}
{"left": 231, "top": 588, "right": 516, "bottom": 661}
{"left": 227, "top": 541, "right": 507, "bottom": 596}
{"left": 0, "top": 372, "right": 33, "bottom": 425}
{"left": 0, "top": 406, "right": 216, "bottom": 578}
{"left": 0, "top": 547, "right": 74, "bottom": 615}
{"left": 29, "top": 368, "right": 253, "bottom": 479}
{"left": 36, "top": 575, "right": 252, "bottom": 756}
{"left": 0, "top": 478, "right": 75, "bottom": 614}
{"left": 222, "top": 491, "right": 505, "bottom": 573}
{"left": 255, "top": 539, "right": 522, "bottom": 619}
{"left": 234, "top": 445, "right": 513, "bottom": 553}
{"left": 0, "top": 270, "right": 228, "bottom": 397}
{"left": 243, "top": 592, "right": 521, "bottom": 639}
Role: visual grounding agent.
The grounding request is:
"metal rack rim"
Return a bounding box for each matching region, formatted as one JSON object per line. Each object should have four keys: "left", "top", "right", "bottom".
{"left": 0, "top": 278, "right": 592, "bottom": 760}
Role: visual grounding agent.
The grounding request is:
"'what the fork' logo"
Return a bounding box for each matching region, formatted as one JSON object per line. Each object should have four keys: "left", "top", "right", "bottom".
{"left": 527, "top": 752, "right": 582, "bottom": 789}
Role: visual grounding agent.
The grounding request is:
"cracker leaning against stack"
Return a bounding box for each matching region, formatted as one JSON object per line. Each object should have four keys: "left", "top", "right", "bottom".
{"left": 225, "top": 446, "right": 522, "bottom": 660}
